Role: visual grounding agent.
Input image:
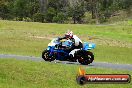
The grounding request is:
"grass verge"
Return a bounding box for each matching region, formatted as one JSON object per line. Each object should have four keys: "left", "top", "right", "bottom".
{"left": 0, "top": 59, "right": 132, "bottom": 88}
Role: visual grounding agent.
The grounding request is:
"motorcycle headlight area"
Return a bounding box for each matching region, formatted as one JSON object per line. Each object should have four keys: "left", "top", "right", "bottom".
{"left": 47, "top": 47, "right": 50, "bottom": 50}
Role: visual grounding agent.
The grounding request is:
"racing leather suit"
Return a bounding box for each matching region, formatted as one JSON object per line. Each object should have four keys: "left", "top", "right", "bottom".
{"left": 58, "top": 35, "right": 83, "bottom": 50}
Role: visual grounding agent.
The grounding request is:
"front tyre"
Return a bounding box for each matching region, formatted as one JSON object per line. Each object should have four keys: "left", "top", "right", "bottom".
{"left": 42, "top": 50, "right": 55, "bottom": 61}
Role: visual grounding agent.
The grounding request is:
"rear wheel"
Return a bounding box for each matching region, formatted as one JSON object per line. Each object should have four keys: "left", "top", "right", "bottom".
{"left": 87, "top": 51, "right": 94, "bottom": 63}
{"left": 77, "top": 51, "right": 94, "bottom": 65}
{"left": 42, "top": 50, "right": 55, "bottom": 61}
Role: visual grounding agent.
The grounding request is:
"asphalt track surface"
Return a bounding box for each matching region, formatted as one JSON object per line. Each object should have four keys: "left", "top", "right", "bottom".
{"left": 0, "top": 54, "right": 132, "bottom": 71}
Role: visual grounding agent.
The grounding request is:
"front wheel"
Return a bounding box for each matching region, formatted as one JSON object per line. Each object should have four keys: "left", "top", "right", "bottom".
{"left": 77, "top": 51, "right": 94, "bottom": 65}
{"left": 42, "top": 50, "right": 55, "bottom": 61}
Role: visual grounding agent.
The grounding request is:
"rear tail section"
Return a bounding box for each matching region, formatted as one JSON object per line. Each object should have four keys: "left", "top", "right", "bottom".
{"left": 83, "top": 42, "right": 96, "bottom": 51}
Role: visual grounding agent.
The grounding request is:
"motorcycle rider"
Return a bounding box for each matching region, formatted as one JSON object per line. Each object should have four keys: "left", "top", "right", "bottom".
{"left": 58, "top": 31, "right": 83, "bottom": 60}
{"left": 58, "top": 31, "right": 83, "bottom": 49}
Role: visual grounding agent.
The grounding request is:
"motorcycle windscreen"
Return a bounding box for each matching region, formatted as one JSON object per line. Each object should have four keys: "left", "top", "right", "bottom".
{"left": 48, "top": 38, "right": 59, "bottom": 46}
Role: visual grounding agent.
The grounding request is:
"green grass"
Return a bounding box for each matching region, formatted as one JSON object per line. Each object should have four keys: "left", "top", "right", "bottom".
{"left": 0, "top": 20, "right": 132, "bottom": 42}
{"left": 0, "top": 20, "right": 132, "bottom": 64}
{"left": 93, "top": 45, "right": 132, "bottom": 64}
{"left": 128, "top": 20, "right": 132, "bottom": 25}
{"left": 0, "top": 59, "right": 131, "bottom": 88}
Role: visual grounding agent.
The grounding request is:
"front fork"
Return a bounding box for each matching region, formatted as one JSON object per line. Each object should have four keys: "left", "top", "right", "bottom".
{"left": 47, "top": 46, "right": 54, "bottom": 57}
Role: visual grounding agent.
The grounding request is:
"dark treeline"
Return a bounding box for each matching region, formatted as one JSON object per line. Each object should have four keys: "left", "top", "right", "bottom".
{"left": 0, "top": 0, "right": 132, "bottom": 24}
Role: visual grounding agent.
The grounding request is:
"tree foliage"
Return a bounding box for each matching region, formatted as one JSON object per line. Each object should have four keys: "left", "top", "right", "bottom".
{"left": 0, "top": 0, "right": 132, "bottom": 23}
{"left": 68, "top": 1, "right": 85, "bottom": 23}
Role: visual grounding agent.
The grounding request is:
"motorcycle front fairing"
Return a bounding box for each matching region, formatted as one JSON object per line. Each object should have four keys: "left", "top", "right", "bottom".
{"left": 46, "top": 38, "right": 72, "bottom": 60}
{"left": 55, "top": 40, "right": 72, "bottom": 60}
{"left": 46, "top": 38, "right": 58, "bottom": 57}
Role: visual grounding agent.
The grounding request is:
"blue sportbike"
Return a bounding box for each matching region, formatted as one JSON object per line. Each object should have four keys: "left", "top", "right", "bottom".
{"left": 42, "top": 38, "right": 95, "bottom": 65}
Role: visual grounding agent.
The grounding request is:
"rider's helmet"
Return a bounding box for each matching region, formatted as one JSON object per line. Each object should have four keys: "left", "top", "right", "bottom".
{"left": 65, "top": 31, "right": 73, "bottom": 39}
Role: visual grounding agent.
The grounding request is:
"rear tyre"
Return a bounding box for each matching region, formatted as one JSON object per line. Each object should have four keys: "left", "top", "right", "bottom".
{"left": 77, "top": 51, "right": 94, "bottom": 65}
{"left": 42, "top": 50, "right": 55, "bottom": 61}
{"left": 86, "top": 51, "right": 94, "bottom": 63}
